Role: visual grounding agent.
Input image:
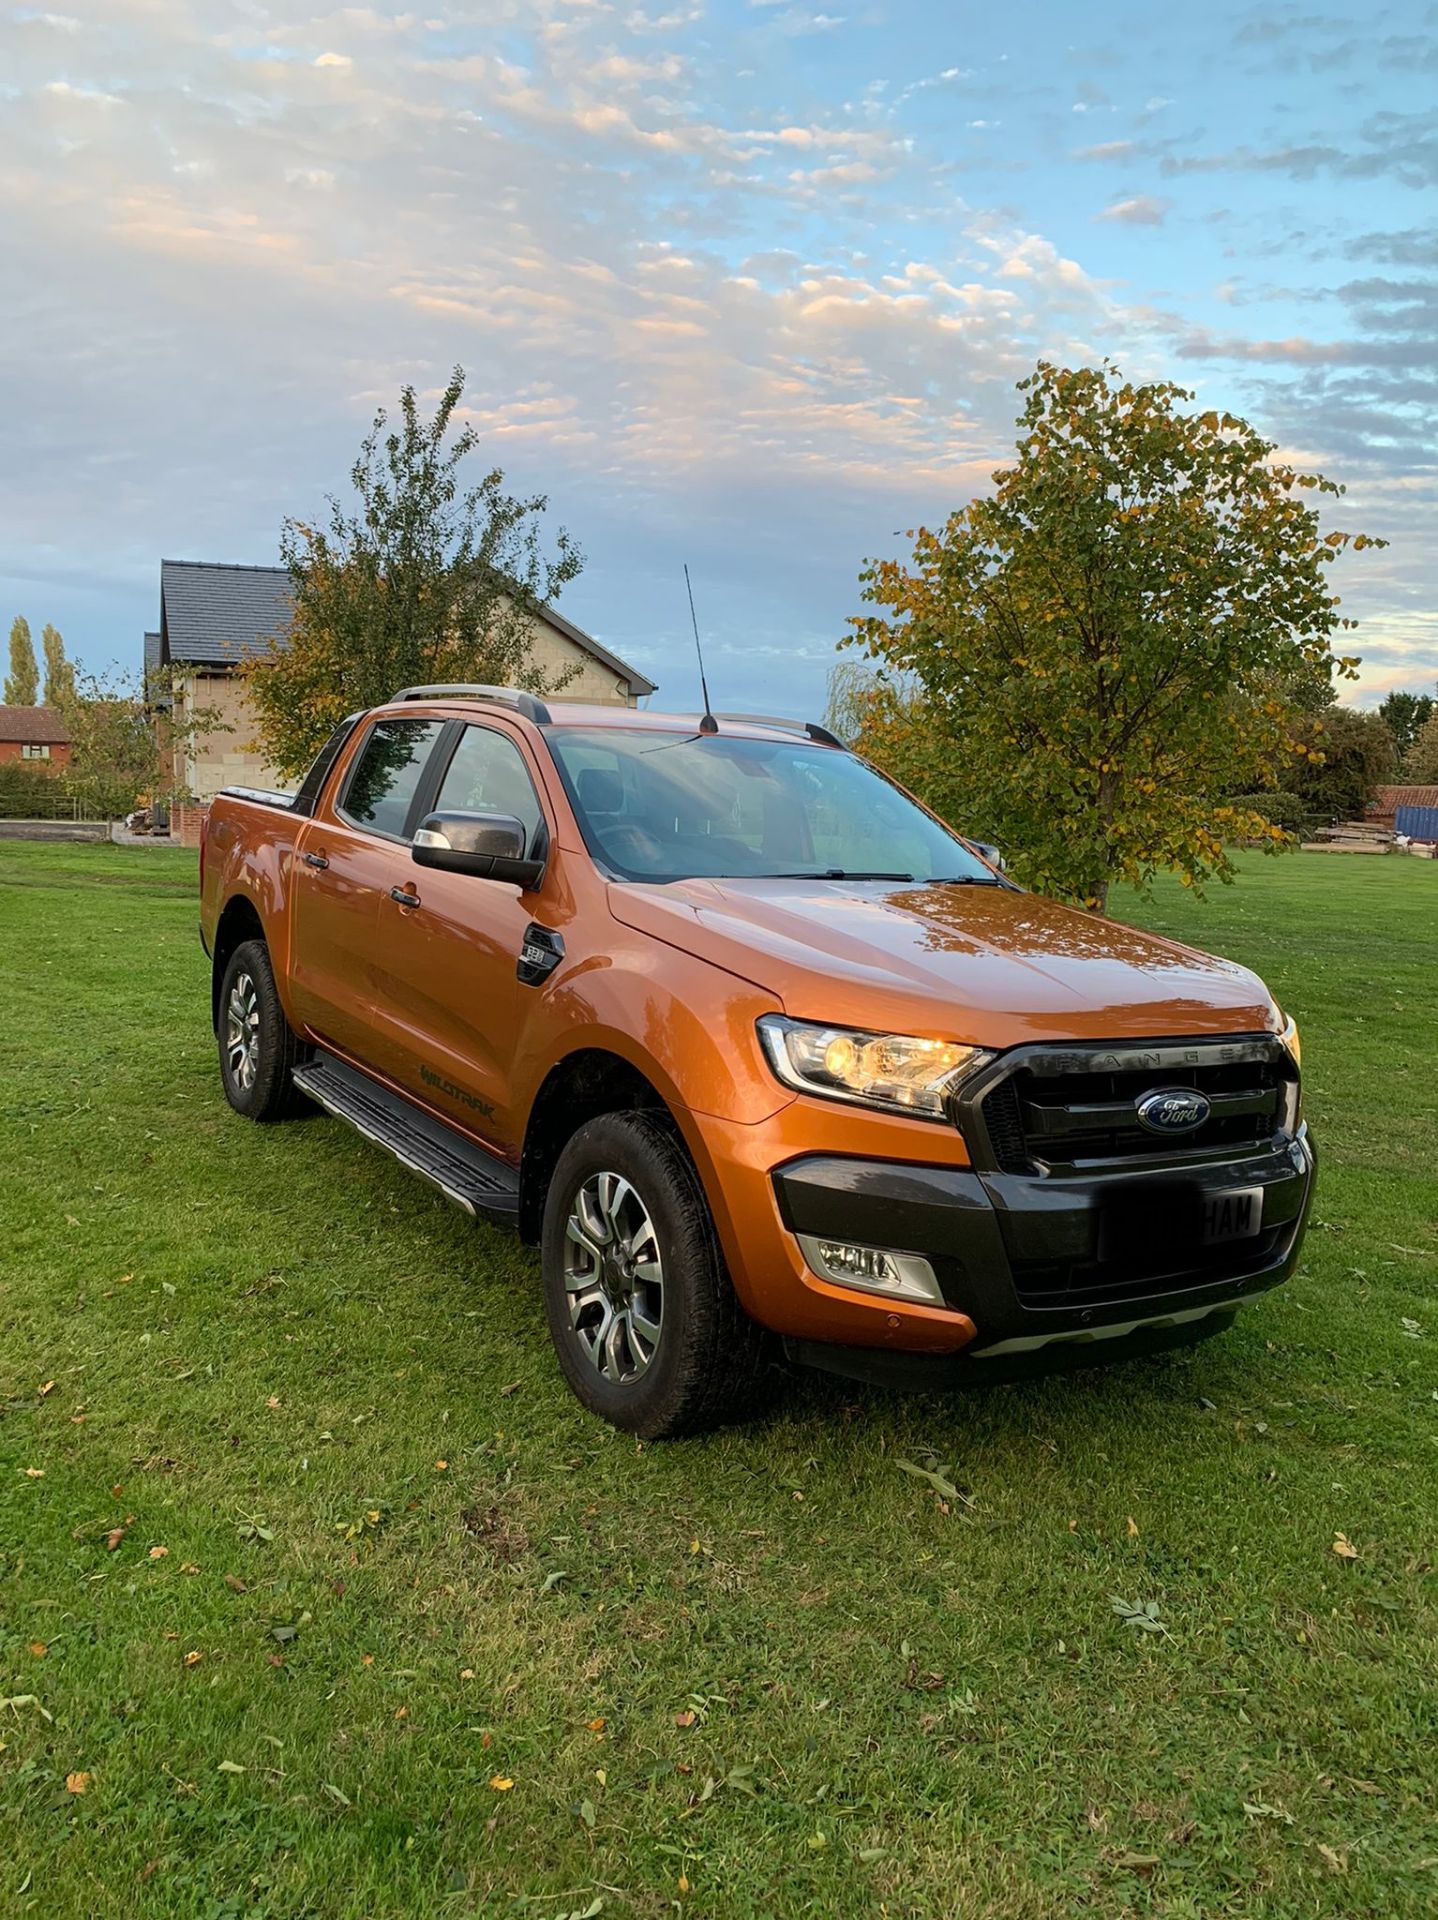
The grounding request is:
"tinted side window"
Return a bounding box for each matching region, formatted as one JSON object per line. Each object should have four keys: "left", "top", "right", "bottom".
{"left": 341, "top": 718, "right": 445, "bottom": 838}
{"left": 435, "top": 726, "right": 545, "bottom": 853}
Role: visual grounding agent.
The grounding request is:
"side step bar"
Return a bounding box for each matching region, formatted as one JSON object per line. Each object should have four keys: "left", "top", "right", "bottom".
{"left": 293, "top": 1051, "right": 520, "bottom": 1224}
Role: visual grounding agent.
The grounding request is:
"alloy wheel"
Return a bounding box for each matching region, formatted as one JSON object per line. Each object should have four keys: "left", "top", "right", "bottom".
{"left": 562, "top": 1170, "right": 665, "bottom": 1383}
{"left": 225, "top": 972, "right": 261, "bottom": 1092}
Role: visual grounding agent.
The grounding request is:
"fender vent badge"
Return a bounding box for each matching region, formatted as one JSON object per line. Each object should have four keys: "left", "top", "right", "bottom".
{"left": 518, "top": 924, "right": 565, "bottom": 987}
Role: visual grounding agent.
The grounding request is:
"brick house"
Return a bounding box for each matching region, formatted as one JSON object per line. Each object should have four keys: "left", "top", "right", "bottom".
{"left": 0, "top": 704, "right": 71, "bottom": 769}
{"left": 149, "top": 558, "right": 657, "bottom": 802}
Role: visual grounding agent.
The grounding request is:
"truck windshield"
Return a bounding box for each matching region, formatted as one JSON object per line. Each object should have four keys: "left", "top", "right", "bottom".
{"left": 547, "top": 728, "right": 997, "bottom": 885}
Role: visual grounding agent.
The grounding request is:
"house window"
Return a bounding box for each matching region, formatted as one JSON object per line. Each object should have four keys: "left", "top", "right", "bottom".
{"left": 22, "top": 743, "right": 51, "bottom": 760}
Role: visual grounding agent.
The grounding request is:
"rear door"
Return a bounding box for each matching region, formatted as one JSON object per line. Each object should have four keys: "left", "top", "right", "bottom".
{"left": 359, "top": 719, "right": 550, "bottom": 1152}
{"left": 287, "top": 715, "right": 447, "bottom": 1063}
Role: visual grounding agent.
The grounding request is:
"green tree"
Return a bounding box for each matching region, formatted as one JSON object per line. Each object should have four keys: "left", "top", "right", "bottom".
{"left": 1409, "top": 707, "right": 1438, "bottom": 785}
{"left": 41, "top": 623, "right": 76, "bottom": 709}
{"left": 1285, "top": 703, "right": 1396, "bottom": 823}
{"left": 1378, "top": 688, "right": 1436, "bottom": 770}
{"left": 846, "top": 361, "right": 1384, "bottom": 909}
{"left": 246, "top": 366, "right": 584, "bottom": 778}
{"left": 5, "top": 615, "right": 39, "bottom": 705}
{"left": 64, "top": 667, "right": 227, "bottom": 815}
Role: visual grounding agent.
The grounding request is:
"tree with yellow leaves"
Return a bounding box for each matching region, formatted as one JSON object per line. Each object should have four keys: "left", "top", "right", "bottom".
{"left": 845, "top": 362, "right": 1385, "bottom": 910}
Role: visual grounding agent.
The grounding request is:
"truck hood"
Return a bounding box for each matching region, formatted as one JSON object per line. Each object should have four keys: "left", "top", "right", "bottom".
{"left": 607, "top": 877, "right": 1280, "bottom": 1048}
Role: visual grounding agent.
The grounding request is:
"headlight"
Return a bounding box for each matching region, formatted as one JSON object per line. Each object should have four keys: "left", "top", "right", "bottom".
{"left": 757, "top": 1015, "right": 992, "bottom": 1120}
{"left": 1278, "top": 1011, "right": 1301, "bottom": 1071}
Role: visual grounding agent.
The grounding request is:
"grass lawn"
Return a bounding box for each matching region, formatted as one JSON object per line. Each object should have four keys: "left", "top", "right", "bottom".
{"left": 2, "top": 841, "right": 1435, "bottom": 1919}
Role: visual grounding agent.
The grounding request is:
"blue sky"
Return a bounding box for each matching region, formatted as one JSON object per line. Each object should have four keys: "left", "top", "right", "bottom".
{"left": 2, "top": 0, "right": 1434, "bottom": 717}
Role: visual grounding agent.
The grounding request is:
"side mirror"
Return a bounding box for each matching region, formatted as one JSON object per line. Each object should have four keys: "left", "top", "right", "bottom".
{"left": 970, "top": 839, "right": 1005, "bottom": 871}
{"left": 412, "top": 810, "right": 544, "bottom": 888}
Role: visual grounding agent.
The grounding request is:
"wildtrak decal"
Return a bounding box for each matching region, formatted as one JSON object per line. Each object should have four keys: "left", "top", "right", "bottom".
{"left": 420, "top": 1063, "right": 495, "bottom": 1118}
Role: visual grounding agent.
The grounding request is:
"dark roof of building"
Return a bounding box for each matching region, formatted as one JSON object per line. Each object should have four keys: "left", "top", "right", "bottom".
{"left": 143, "top": 630, "right": 162, "bottom": 676}
{"left": 0, "top": 704, "right": 71, "bottom": 744}
{"left": 159, "top": 560, "right": 294, "bottom": 668}
{"left": 154, "top": 557, "right": 656, "bottom": 695}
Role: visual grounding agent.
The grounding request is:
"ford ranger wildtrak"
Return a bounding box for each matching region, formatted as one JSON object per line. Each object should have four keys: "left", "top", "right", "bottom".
{"left": 199, "top": 686, "right": 1313, "bottom": 1437}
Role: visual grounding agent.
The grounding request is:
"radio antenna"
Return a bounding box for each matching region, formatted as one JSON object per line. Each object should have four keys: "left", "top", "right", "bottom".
{"left": 684, "top": 563, "right": 719, "bottom": 735}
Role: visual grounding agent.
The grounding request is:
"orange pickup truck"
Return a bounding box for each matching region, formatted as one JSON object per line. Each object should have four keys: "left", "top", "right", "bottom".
{"left": 200, "top": 686, "right": 1313, "bottom": 1436}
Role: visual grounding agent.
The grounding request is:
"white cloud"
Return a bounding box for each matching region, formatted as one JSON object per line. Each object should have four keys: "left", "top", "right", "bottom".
{"left": 1098, "top": 194, "right": 1171, "bottom": 225}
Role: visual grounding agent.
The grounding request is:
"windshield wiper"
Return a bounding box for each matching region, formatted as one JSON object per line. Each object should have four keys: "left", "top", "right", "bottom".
{"left": 764, "top": 869, "right": 915, "bottom": 882}
{"left": 926, "top": 874, "right": 1001, "bottom": 884}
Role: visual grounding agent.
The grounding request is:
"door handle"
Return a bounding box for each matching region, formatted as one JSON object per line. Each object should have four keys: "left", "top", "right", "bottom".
{"left": 303, "top": 850, "right": 329, "bottom": 870}
{"left": 389, "top": 886, "right": 422, "bottom": 909}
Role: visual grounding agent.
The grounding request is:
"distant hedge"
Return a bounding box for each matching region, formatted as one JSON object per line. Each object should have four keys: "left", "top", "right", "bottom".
{"left": 0, "top": 762, "right": 68, "bottom": 818}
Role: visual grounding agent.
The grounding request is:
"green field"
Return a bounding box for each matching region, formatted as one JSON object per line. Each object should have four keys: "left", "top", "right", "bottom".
{"left": 2, "top": 842, "right": 1435, "bottom": 1918}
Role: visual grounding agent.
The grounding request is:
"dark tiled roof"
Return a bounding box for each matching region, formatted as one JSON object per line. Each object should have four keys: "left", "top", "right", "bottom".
{"left": 143, "top": 630, "right": 162, "bottom": 676}
{"left": 156, "top": 557, "right": 656, "bottom": 695}
{"left": 160, "top": 560, "right": 294, "bottom": 667}
{"left": 0, "top": 704, "right": 71, "bottom": 744}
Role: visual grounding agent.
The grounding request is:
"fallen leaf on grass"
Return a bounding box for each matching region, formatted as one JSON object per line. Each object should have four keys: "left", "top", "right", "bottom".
{"left": 65, "top": 1772, "right": 89, "bottom": 1794}
{"left": 28, "top": 1643, "right": 47, "bottom": 1659}
{"left": 217, "top": 1761, "right": 246, "bottom": 1775}
{"left": 38, "top": 1382, "right": 54, "bottom": 1398}
{"left": 1331, "top": 1533, "right": 1359, "bottom": 1561}
{"left": 1244, "top": 1800, "right": 1294, "bottom": 1825}
{"left": 224, "top": 1574, "right": 247, "bottom": 1594}
{"left": 105, "top": 1528, "right": 126, "bottom": 1551}
{"left": 1111, "top": 1595, "right": 1169, "bottom": 1636}
{"left": 183, "top": 1651, "right": 203, "bottom": 1668}
{"left": 266, "top": 1397, "right": 281, "bottom": 1409}
{"left": 434, "top": 1460, "right": 448, "bottom": 1471}
{"left": 587, "top": 1717, "right": 606, "bottom": 1733}
{"left": 488, "top": 1775, "right": 514, "bottom": 1791}
{"left": 1317, "top": 1844, "right": 1348, "bottom": 1875}
{"left": 22, "top": 1468, "right": 44, "bottom": 1479}
{"left": 1, "top": 1696, "right": 54, "bottom": 1723}
{"left": 895, "top": 1457, "right": 974, "bottom": 1506}
{"left": 459, "top": 1668, "right": 474, "bottom": 1680}
{"left": 674, "top": 1711, "right": 697, "bottom": 1729}
{"left": 1126, "top": 1516, "right": 1140, "bottom": 1538}
{"left": 148, "top": 1546, "right": 169, "bottom": 1561}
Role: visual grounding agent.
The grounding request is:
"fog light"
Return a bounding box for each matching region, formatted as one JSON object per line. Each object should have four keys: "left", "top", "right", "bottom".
{"left": 796, "top": 1234, "right": 943, "bottom": 1305}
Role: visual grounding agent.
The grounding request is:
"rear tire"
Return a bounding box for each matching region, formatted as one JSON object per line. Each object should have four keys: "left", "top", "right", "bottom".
{"left": 217, "top": 939, "right": 304, "bottom": 1122}
{"left": 540, "top": 1111, "right": 776, "bottom": 1438}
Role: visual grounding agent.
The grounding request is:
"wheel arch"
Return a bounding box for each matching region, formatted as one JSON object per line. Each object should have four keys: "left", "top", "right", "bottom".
{"left": 211, "top": 894, "right": 267, "bottom": 1032}
{"left": 518, "top": 1048, "right": 678, "bottom": 1244}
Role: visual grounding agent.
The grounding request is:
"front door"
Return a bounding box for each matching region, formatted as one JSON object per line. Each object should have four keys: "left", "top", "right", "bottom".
{"left": 287, "top": 715, "right": 447, "bottom": 1063}
{"left": 361, "top": 720, "right": 550, "bottom": 1154}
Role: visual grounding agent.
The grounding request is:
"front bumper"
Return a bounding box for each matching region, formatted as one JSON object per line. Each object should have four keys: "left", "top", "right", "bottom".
{"left": 768, "top": 1127, "right": 1315, "bottom": 1385}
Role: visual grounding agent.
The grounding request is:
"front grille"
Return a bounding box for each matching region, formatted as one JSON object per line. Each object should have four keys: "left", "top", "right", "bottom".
{"left": 967, "top": 1038, "right": 1296, "bottom": 1176}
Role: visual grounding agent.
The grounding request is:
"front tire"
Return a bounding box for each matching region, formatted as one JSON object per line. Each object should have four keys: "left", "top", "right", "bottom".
{"left": 217, "top": 939, "right": 304, "bottom": 1122}
{"left": 540, "top": 1111, "right": 775, "bottom": 1438}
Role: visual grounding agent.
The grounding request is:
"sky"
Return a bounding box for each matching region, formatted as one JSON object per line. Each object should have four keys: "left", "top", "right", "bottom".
{"left": 2, "top": 0, "right": 1435, "bottom": 719}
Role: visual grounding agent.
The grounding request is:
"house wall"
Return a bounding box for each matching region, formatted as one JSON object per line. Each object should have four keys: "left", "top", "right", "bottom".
{"left": 0, "top": 740, "right": 71, "bottom": 768}
{"left": 176, "top": 671, "right": 292, "bottom": 800}
{"left": 525, "top": 617, "right": 641, "bottom": 704}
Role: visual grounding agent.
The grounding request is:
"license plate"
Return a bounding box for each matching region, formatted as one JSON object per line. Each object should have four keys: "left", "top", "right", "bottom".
{"left": 1202, "top": 1186, "right": 1263, "bottom": 1245}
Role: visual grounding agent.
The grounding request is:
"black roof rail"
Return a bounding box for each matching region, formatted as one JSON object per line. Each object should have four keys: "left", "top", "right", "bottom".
{"left": 712, "top": 712, "right": 844, "bottom": 749}
{"left": 389, "top": 684, "right": 552, "bottom": 724}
